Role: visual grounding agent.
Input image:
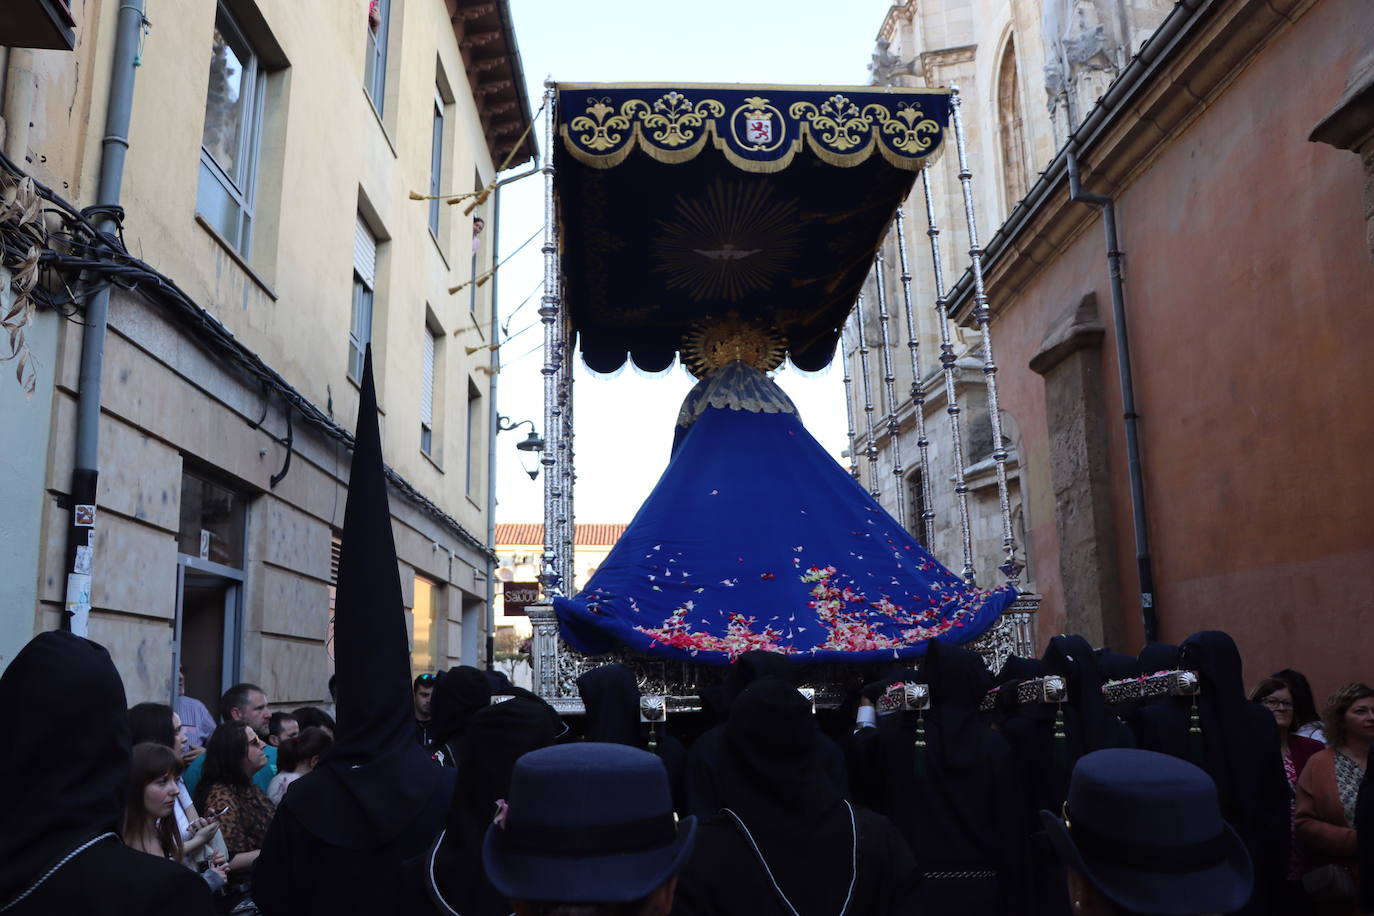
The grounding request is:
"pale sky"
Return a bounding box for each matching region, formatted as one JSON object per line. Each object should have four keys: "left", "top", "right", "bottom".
{"left": 492, "top": 0, "right": 892, "bottom": 526}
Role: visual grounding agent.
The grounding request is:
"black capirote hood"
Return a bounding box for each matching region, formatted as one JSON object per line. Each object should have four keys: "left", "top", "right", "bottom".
{"left": 429, "top": 666, "right": 491, "bottom": 748}
{"left": 577, "top": 663, "right": 641, "bottom": 746}
{"left": 287, "top": 347, "right": 445, "bottom": 848}
{"left": 0, "top": 632, "right": 130, "bottom": 901}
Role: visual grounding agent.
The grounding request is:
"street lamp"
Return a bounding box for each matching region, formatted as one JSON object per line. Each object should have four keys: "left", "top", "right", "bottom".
{"left": 498, "top": 416, "right": 545, "bottom": 479}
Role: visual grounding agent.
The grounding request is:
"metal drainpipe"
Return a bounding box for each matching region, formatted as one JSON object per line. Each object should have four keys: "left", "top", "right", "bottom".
{"left": 61, "top": 0, "right": 147, "bottom": 635}
{"left": 1066, "top": 150, "right": 1159, "bottom": 644}
{"left": 484, "top": 162, "right": 541, "bottom": 668}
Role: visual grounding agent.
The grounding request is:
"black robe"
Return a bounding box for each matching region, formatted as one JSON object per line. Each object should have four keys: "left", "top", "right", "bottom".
{"left": 854, "top": 639, "right": 1029, "bottom": 915}
{"left": 673, "top": 676, "right": 918, "bottom": 916}
{"left": 395, "top": 695, "right": 561, "bottom": 916}
{"left": 1133, "top": 631, "right": 1288, "bottom": 916}
{"left": 0, "top": 631, "right": 214, "bottom": 915}
{"left": 253, "top": 350, "right": 453, "bottom": 915}
{"left": 685, "top": 651, "right": 847, "bottom": 818}
{"left": 577, "top": 663, "right": 688, "bottom": 813}
{"left": 427, "top": 665, "right": 491, "bottom": 768}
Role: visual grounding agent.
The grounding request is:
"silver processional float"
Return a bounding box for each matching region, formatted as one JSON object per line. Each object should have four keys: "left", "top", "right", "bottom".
{"left": 519, "top": 80, "right": 1169, "bottom": 717}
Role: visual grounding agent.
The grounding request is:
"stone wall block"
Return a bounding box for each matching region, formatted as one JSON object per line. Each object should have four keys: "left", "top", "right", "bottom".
{"left": 88, "top": 610, "right": 176, "bottom": 704}
{"left": 261, "top": 497, "right": 332, "bottom": 582}
{"left": 89, "top": 513, "right": 179, "bottom": 619}
{"left": 257, "top": 565, "right": 331, "bottom": 641}
{"left": 261, "top": 636, "right": 331, "bottom": 708}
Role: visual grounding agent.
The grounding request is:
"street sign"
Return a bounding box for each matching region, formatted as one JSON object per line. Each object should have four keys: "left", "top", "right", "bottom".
{"left": 502, "top": 580, "right": 540, "bottom": 616}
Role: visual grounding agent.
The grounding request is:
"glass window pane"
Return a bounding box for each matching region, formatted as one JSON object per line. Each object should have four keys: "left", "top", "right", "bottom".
{"left": 202, "top": 9, "right": 252, "bottom": 183}
{"left": 197, "top": 160, "right": 241, "bottom": 247}
{"left": 429, "top": 104, "right": 443, "bottom": 233}
{"left": 178, "top": 470, "right": 246, "bottom": 568}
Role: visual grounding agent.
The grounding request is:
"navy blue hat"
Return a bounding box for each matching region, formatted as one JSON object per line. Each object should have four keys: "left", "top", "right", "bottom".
{"left": 1041, "top": 749, "right": 1253, "bottom": 916}
{"left": 483, "top": 742, "right": 696, "bottom": 904}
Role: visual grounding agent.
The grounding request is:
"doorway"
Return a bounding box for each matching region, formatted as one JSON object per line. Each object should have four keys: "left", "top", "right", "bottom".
{"left": 173, "top": 558, "right": 244, "bottom": 709}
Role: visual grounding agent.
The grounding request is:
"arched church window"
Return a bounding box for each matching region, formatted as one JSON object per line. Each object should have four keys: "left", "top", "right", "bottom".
{"left": 997, "top": 36, "right": 1031, "bottom": 208}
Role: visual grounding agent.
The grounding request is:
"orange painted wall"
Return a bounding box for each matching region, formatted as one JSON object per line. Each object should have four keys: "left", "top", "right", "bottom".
{"left": 1004, "top": 0, "right": 1374, "bottom": 701}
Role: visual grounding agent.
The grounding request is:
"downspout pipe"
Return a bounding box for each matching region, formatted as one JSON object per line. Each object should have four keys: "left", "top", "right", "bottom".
{"left": 61, "top": 0, "right": 147, "bottom": 635}
{"left": 1066, "top": 150, "right": 1159, "bottom": 644}
{"left": 484, "top": 162, "right": 541, "bottom": 668}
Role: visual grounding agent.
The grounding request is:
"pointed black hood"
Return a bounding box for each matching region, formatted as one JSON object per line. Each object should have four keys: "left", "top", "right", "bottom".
{"left": 286, "top": 348, "right": 445, "bottom": 848}
{"left": 0, "top": 632, "right": 130, "bottom": 902}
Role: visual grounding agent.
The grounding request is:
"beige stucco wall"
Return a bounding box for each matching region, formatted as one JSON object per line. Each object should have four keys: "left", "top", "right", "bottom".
{"left": 3, "top": 0, "right": 511, "bottom": 702}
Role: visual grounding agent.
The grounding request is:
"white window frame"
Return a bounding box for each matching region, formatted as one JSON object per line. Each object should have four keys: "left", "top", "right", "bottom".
{"left": 197, "top": 2, "right": 266, "bottom": 256}
{"left": 429, "top": 88, "right": 444, "bottom": 236}
{"left": 420, "top": 324, "right": 436, "bottom": 455}
{"left": 349, "top": 216, "right": 377, "bottom": 382}
{"left": 364, "top": 0, "right": 391, "bottom": 115}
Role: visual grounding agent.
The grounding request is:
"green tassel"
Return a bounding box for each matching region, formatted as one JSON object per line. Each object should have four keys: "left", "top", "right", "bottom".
{"left": 648, "top": 722, "right": 659, "bottom": 754}
{"left": 1188, "top": 695, "right": 1204, "bottom": 764}
{"left": 1053, "top": 703, "right": 1068, "bottom": 770}
{"left": 913, "top": 710, "right": 927, "bottom": 779}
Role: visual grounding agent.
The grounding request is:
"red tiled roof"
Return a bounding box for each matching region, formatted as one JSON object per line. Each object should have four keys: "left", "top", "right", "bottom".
{"left": 495, "top": 523, "right": 627, "bottom": 548}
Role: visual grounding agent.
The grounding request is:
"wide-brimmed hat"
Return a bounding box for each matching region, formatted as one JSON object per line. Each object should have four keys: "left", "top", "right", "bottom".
{"left": 1040, "top": 748, "right": 1253, "bottom": 916}
{"left": 483, "top": 742, "right": 696, "bottom": 904}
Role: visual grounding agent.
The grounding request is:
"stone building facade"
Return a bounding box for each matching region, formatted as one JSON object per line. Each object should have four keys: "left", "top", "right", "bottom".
{"left": 845, "top": 0, "right": 1170, "bottom": 642}
{"left": 938, "top": 0, "right": 1374, "bottom": 696}
{"left": 0, "top": 0, "right": 533, "bottom": 711}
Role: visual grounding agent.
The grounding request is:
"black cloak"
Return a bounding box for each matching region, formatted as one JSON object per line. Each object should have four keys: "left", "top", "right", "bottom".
{"left": 854, "top": 639, "right": 1028, "bottom": 915}
{"left": 427, "top": 665, "right": 492, "bottom": 767}
{"left": 1133, "top": 631, "right": 1288, "bottom": 916}
{"left": 0, "top": 631, "right": 214, "bottom": 914}
{"left": 577, "top": 664, "right": 687, "bottom": 812}
{"left": 253, "top": 349, "right": 455, "bottom": 914}
{"left": 396, "top": 694, "right": 562, "bottom": 915}
{"left": 673, "top": 677, "right": 919, "bottom": 915}
{"left": 684, "top": 651, "right": 847, "bottom": 817}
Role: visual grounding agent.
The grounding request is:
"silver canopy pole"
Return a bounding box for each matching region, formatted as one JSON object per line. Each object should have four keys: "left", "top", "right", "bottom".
{"left": 873, "top": 252, "right": 906, "bottom": 529}
{"left": 853, "top": 290, "right": 882, "bottom": 500}
{"left": 894, "top": 204, "right": 935, "bottom": 547}
{"left": 559, "top": 315, "right": 576, "bottom": 593}
{"left": 539, "top": 82, "right": 563, "bottom": 597}
{"left": 840, "top": 315, "right": 861, "bottom": 481}
{"left": 921, "top": 162, "right": 976, "bottom": 583}
{"left": 950, "top": 83, "right": 1022, "bottom": 587}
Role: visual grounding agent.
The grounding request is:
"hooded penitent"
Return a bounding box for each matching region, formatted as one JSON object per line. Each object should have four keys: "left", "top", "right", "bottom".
{"left": 1043, "top": 635, "right": 1135, "bottom": 756}
{"left": 554, "top": 362, "right": 1015, "bottom": 664}
{"left": 578, "top": 663, "right": 688, "bottom": 812}
{"left": 428, "top": 665, "right": 492, "bottom": 765}
{"left": 1133, "top": 631, "right": 1288, "bottom": 916}
{"left": 861, "top": 639, "right": 1029, "bottom": 915}
{"left": 252, "top": 348, "right": 455, "bottom": 914}
{"left": 407, "top": 696, "right": 561, "bottom": 916}
{"left": 0, "top": 632, "right": 214, "bottom": 913}
{"left": 675, "top": 676, "right": 919, "bottom": 915}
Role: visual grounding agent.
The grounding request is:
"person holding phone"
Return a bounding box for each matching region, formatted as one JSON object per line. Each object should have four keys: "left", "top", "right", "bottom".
{"left": 194, "top": 723, "right": 276, "bottom": 888}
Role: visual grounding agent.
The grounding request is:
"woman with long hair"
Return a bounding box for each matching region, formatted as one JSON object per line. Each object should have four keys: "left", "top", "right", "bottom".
{"left": 128, "top": 703, "right": 224, "bottom": 868}
{"left": 120, "top": 742, "right": 186, "bottom": 862}
{"left": 1275, "top": 669, "right": 1328, "bottom": 745}
{"left": 1296, "top": 683, "right": 1374, "bottom": 914}
{"left": 1252, "top": 676, "right": 1325, "bottom": 911}
{"left": 267, "top": 727, "right": 333, "bottom": 805}
{"left": 194, "top": 722, "right": 274, "bottom": 877}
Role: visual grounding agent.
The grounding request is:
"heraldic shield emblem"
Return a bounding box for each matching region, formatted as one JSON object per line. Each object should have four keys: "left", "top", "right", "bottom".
{"left": 745, "top": 111, "right": 773, "bottom": 145}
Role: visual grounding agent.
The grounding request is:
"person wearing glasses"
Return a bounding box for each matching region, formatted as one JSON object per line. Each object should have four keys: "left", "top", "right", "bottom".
{"left": 1252, "top": 676, "right": 1325, "bottom": 909}
{"left": 193, "top": 722, "right": 275, "bottom": 891}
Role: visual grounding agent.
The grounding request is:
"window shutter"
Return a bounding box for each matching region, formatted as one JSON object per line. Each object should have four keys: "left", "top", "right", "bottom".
{"left": 420, "top": 330, "right": 435, "bottom": 427}
{"left": 354, "top": 215, "right": 377, "bottom": 287}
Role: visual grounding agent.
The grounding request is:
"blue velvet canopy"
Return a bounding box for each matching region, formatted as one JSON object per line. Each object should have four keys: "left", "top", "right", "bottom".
{"left": 553, "top": 83, "right": 953, "bottom": 373}
{"left": 554, "top": 364, "right": 1017, "bottom": 665}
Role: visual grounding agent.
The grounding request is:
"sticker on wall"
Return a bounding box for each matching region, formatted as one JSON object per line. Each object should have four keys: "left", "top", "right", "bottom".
{"left": 199, "top": 529, "right": 211, "bottom": 560}
{"left": 74, "top": 545, "right": 93, "bottom": 575}
{"left": 66, "top": 572, "right": 92, "bottom": 638}
{"left": 74, "top": 504, "right": 96, "bottom": 527}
